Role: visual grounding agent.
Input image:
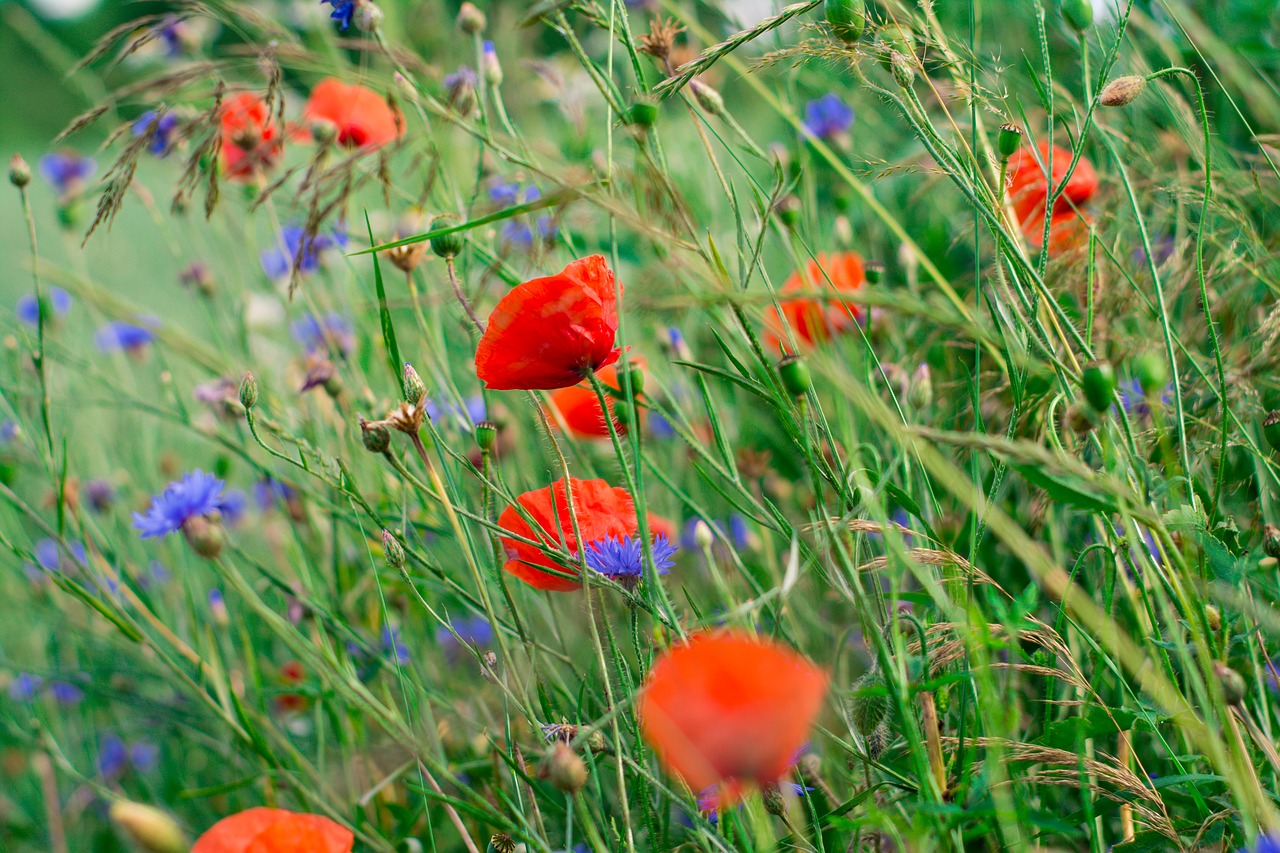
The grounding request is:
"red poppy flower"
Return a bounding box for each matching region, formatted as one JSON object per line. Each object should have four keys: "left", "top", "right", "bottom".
{"left": 220, "top": 92, "right": 281, "bottom": 181}
{"left": 301, "top": 78, "right": 403, "bottom": 150}
{"left": 546, "top": 362, "right": 645, "bottom": 438}
{"left": 639, "top": 630, "right": 828, "bottom": 800}
{"left": 193, "top": 807, "right": 353, "bottom": 853}
{"left": 1006, "top": 141, "right": 1098, "bottom": 251}
{"left": 496, "top": 476, "right": 637, "bottom": 591}
{"left": 764, "top": 252, "right": 866, "bottom": 352}
{"left": 476, "top": 255, "right": 623, "bottom": 391}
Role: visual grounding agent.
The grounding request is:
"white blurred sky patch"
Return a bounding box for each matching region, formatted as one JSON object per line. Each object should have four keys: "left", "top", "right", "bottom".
{"left": 28, "top": 0, "right": 102, "bottom": 19}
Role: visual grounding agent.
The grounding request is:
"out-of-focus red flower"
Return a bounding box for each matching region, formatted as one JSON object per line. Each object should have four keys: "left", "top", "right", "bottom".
{"left": 546, "top": 362, "right": 645, "bottom": 438}
{"left": 301, "top": 78, "right": 403, "bottom": 150}
{"left": 220, "top": 92, "right": 281, "bottom": 181}
{"left": 639, "top": 630, "right": 828, "bottom": 800}
{"left": 1006, "top": 141, "right": 1098, "bottom": 251}
{"left": 193, "top": 807, "right": 353, "bottom": 853}
{"left": 496, "top": 477, "right": 637, "bottom": 591}
{"left": 765, "top": 252, "right": 866, "bottom": 352}
{"left": 476, "top": 255, "right": 623, "bottom": 391}
{"left": 647, "top": 513, "right": 677, "bottom": 542}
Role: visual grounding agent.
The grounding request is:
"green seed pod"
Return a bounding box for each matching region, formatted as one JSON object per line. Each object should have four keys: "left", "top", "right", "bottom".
{"left": 8, "top": 154, "right": 31, "bottom": 188}
{"left": 777, "top": 355, "right": 812, "bottom": 397}
{"left": 487, "top": 835, "right": 516, "bottom": 853}
{"left": 1264, "top": 523, "right": 1280, "bottom": 560}
{"left": 1100, "top": 75, "right": 1147, "bottom": 107}
{"left": 1061, "top": 0, "right": 1093, "bottom": 31}
{"left": 864, "top": 260, "right": 885, "bottom": 284}
{"left": 624, "top": 364, "right": 645, "bottom": 397}
{"left": 475, "top": 420, "right": 497, "bottom": 452}
{"left": 850, "top": 670, "right": 890, "bottom": 736}
{"left": 428, "top": 214, "right": 463, "bottom": 259}
{"left": 238, "top": 371, "right": 258, "bottom": 410}
{"left": 403, "top": 362, "right": 426, "bottom": 406}
{"left": 628, "top": 101, "right": 659, "bottom": 129}
{"left": 1081, "top": 361, "right": 1116, "bottom": 412}
{"left": 542, "top": 743, "right": 588, "bottom": 794}
{"left": 690, "top": 80, "right": 725, "bottom": 117}
{"left": 824, "top": 0, "right": 865, "bottom": 44}
{"left": 1213, "top": 661, "right": 1246, "bottom": 706}
{"left": 360, "top": 415, "right": 391, "bottom": 453}
{"left": 997, "top": 123, "right": 1023, "bottom": 159}
{"left": 382, "top": 529, "right": 406, "bottom": 571}
{"left": 1133, "top": 351, "right": 1168, "bottom": 397}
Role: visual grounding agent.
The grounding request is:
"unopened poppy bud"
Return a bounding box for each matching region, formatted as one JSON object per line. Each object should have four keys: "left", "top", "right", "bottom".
{"left": 1100, "top": 75, "right": 1146, "bottom": 107}
{"left": 824, "top": 0, "right": 865, "bottom": 43}
{"left": 1061, "top": 0, "right": 1093, "bottom": 31}
{"left": 774, "top": 194, "right": 802, "bottom": 228}
{"left": 762, "top": 781, "right": 787, "bottom": 816}
{"left": 627, "top": 100, "right": 659, "bottom": 130}
{"left": 890, "top": 51, "right": 915, "bottom": 88}
{"left": 1081, "top": 361, "right": 1116, "bottom": 412}
{"left": 1134, "top": 351, "right": 1167, "bottom": 396}
{"left": 382, "top": 529, "right": 405, "bottom": 570}
{"left": 1264, "top": 412, "right": 1280, "bottom": 452}
{"left": 429, "top": 214, "right": 463, "bottom": 259}
{"left": 850, "top": 670, "right": 889, "bottom": 736}
{"left": 908, "top": 363, "right": 932, "bottom": 409}
{"left": 624, "top": 365, "right": 645, "bottom": 397}
{"left": 182, "top": 515, "right": 225, "bottom": 559}
{"left": 1264, "top": 524, "right": 1280, "bottom": 560}
{"left": 690, "top": 80, "right": 725, "bottom": 117}
{"left": 1213, "top": 661, "right": 1246, "bottom": 706}
{"left": 778, "top": 355, "right": 812, "bottom": 397}
{"left": 109, "top": 801, "right": 188, "bottom": 853}
{"left": 457, "top": 1, "right": 486, "bottom": 34}
{"left": 475, "top": 420, "right": 497, "bottom": 451}
{"left": 310, "top": 118, "right": 338, "bottom": 147}
{"left": 487, "top": 834, "right": 516, "bottom": 853}
{"left": 57, "top": 200, "right": 85, "bottom": 229}
{"left": 541, "top": 742, "right": 588, "bottom": 794}
{"left": 403, "top": 362, "right": 426, "bottom": 405}
{"left": 865, "top": 720, "right": 890, "bottom": 759}
{"left": 360, "top": 415, "right": 391, "bottom": 453}
{"left": 238, "top": 372, "right": 258, "bottom": 410}
{"left": 481, "top": 41, "right": 502, "bottom": 86}
{"left": 9, "top": 154, "right": 31, "bottom": 188}
{"left": 1065, "top": 403, "right": 1096, "bottom": 435}
{"left": 864, "top": 259, "right": 885, "bottom": 284}
{"left": 692, "top": 519, "right": 714, "bottom": 550}
{"left": 1205, "top": 604, "right": 1221, "bottom": 632}
{"left": 997, "top": 123, "right": 1022, "bottom": 159}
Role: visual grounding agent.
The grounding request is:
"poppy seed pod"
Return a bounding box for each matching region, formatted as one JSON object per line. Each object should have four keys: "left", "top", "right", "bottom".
{"left": 1100, "top": 75, "right": 1147, "bottom": 107}
{"left": 428, "top": 215, "right": 463, "bottom": 259}
{"left": 864, "top": 259, "right": 885, "bottom": 284}
{"left": 359, "top": 416, "right": 391, "bottom": 453}
{"left": 487, "top": 834, "right": 516, "bottom": 853}
{"left": 382, "top": 529, "right": 405, "bottom": 571}
{"left": 109, "top": 801, "right": 187, "bottom": 853}
{"left": 1264, "top": 411, "right": 1280, "bottom": 453}
{"left": 457, "top": 1, "right": 486, "bottom": 34}
{"left": 238, "top": 371, "right": 258, "bottom": 410}
{"left": 1081, "top": 361, "right": 1116, "bottom": 412}
{"left": 824, "top": 0, "right": 865, "bottom": 43}
{"left": 1213, "top": 661, "right": 1246, "bottom": 706}
{"left": 778, "top": 355, "right": 812, "bottom": 397}
{"left": 997, "top": 123, "right": 1022, "bottom": 160}
{"left": 475, "top": 420, "right": 497, "bottom": 452}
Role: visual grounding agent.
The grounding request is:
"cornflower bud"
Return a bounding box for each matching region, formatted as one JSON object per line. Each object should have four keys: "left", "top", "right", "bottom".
{"left": 908, "top": 363, "right": 933, "bottom": 409}
{"left": 997, "top": 123, "right": 1022, "bottom": 159}
{"left": 1100, "top": 75, "right": 1147, "bottom": 107}
{"left": 690, "top": 80, "right": 725, "bottom": 117}
{"left": 182, "top": 515, "right": 225, "bottom": 559}
{"left": 890, "top": 51, "right": 915, "bottom": 88}
{"left": 382, "top": 529, "right": 405, "bottom": 571}
{"left": 109, "top": 801, "right": 188, "bottom": 853}
{"left": 1205, "top": 604, "right": 1221, "bottom": 632}
{"left": 403, "top": 362, "right": 426, "bottom": 406}
{"left": 762, "top": 782, "right": 787, "bottom": 816}
{"left": 481, "top": 41, "right": 502, "bottom": 87}
{"left": 457, "top": 1, "right": 486, "bottom": 34}
{"left": 693, "top": 519, "right": 714, "bottom": 550}
{"left": 9, "top": 154, "right": 31, "bottom": 188}
{"left": 238, "top": 371, "right": 258, "bottom": 410}
{"left": 356, "top": 1, "right": 382, "bottom": 32}
{"left": 359, "top": 415, "right": 391, "bottom": 453}
{"left": 778, "top": 355, "right": 812, "bottom": 398}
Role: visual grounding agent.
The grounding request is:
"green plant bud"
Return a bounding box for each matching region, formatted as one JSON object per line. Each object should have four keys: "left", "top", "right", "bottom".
{"left": 542, "top": 743, "right": 588, "bottom": 794}
{"left": 382, "top": 529, "right": 406, "bottom": 571}
{"left": 774, "top": 194, "right": 802, "bottom": 228}
{"left": 1264, "top": 523, "right": 1280, "bottom": 560}
{"left": 457, "top": 1, "right": 486, "bottom": 34}
{"left": 777, "top": 355, "right": 812, "bottom": 397}
{"left": 109, "top": 801, "right": 188, "bottom": 853}
{"left": 182, "top": 515, "right": 225, "bottom": 559}
{"left": 238, "top": 371, "right": 258, "bottom": 410}
{"left": 907, "top": 363, "right": 932, "bottom": 409}
{"left": 1133, "top": 351, "right": 1168, "bottom": 396}
{"left": 1205, "top": 604, "right": 1221, "bottom": 632}
{"left": 1100, "top": 75, "right": 1147, "bottom": 107}
{"left": 487, "top": 834, "right": 516, "bottom": 853}
{"left": 762, "top": 782, "right": 787, "bottom": 816}
{"left": 310, "top": 118, "right": 338, "bottom": 147}
{"left": 850, "top": 670, "right": 889, "bottom": 736}
{"left": 9, "top": 154, "right": 31, "bottom": 188}
{"left": 889, "top": 51, "right": 915, "bottom": 88}
{"left": 628, "top": 101, "right": 659, "bottom": 129}
{"left": 624, "top": 364, "right": 645, "bottom": 397}
{"left": 429, "top": 214, "right": 464, "bottom": 259}
{"left": 824, "top": 0, "right": 865, "bottom": 43}
{"left": 1264, "top": 411, "right": 1280, "bottom": 453}
{"left": 1213, "top": 661, "right": 1246, "bottom": 706}
{"left": 1061, "top": 0, "right": 1093, "bottom": 31}
{"left": 864, "top": 720, "right": 890, "bottom": 760}
{"left": 57, "top": 199, "right": 85, "bottom": 229}
{"left": 1065, "top": 403, "right": 1096, "bottom": 435}
{"left": 360, "top": 415, "right": 391, "bottom": 453}
{"left": 1081, "top": 361, "right": 1116, "bottom": 412}
{"left": 475, "top": 420, "right": 497, "bottom": 452}
{"left": 690, "top": 80, "right": 725, "bottom": 117}
{"left": 864, "top": 260, "right": 885, "bottom": 284}
{"left": 403, "top": 362, "right": 426, "bottom": 406}
{"left": 997, "top": 123, "right": 1023, "bottom": 159}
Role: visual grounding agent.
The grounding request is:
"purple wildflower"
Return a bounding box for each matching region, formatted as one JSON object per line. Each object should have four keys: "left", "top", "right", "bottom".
{"left": 17, "top": 287, "right": 72, "bottom": 326}
{"left": 0, "top": 420, "right": 17, "bottom": 443}
{"left": 291, "top": 311, "right": 354, "bottom": 356}
{"left": 132, "top": 470, "right": 227, "bottom": 539}
{"left": 1241, "top": 835, "right": 1280, "bottom": 853}
{"left": 262, "top": 226, "right": 347, "bottom": 279}
{"left": 1117, "top": 378, "right": 1172, "bottom": 419}
{"left": 98, "top": 735, "right": 129, "bottom": 778}
{"left": 95, "top": 321, "right": 155, "bottom": 353}
{"left": 132, "top": 111, "right": 180, "bottom": 156}
{"left": 434, "top": 615, "right": 494, "bottom": 649}
{"left": 38, "top": 151, "right": 95, "bottom": 196}
{"left": 253, "top": 477, "right": 297, "bottom": 512}
{"left": 381, "top": 625, "right": 411, "bottom": 664}
{"left": 129, "top": 742, "right": 159, "bottom": 773}
{"left": 425, "top": 395, "right": 487, "bottom": 429}
{"left": 8, "top": 673, "right": 43, "bottom": 701}
{"left": 802, "top": 93, "right": 854, "bottom": 140}
{"left": 48, "top": 681, "right": 84, "bottom": 704}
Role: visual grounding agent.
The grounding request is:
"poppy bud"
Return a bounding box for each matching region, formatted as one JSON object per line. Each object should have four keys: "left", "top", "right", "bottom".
{"left": 109, "top": 801, "right": 188, "bottom": 853}
{"left": 487, "top": 834, "right": 516, "bottom": 853}
{"left": 1213, "top": 661, "right": 1246, "bottom": 706}
{"left": 997, "top": 123, "right": 1022, "bottom": 160}
{"left": 541, "top": 743, "right": 588, "bottom": 794}
{"left": 864, "top": 259, "right": 885, "bottom": 284}
{"left": 762, "top": 781, "right": 787, "bottom": 816}
{"left": 624, "top": 364, "right": 645, "bottom": 397}
{"left": 457, "top": 1, "right": 486, "bottom": 34}
{"left": 890, "top": 51, "right": 915, "bottom": 88}
{"left": 475, "top": 420, "right": 497, "bottom": 452}
{"left": 9, "top": 154, "right": 31, "bottom": 188}
{"left": 1081, "top": 361, "right": 1116, "bottom": 412}
{"left": 1065, "top": 403, "right": 1096, "bottom": 435}
{"left": 382, "top": 529, "right": 405, "bottom": 571}
{"left": 360, "top": 415, "right": 391, "bottom": 452}
{"left": 1100, "top": 75, "right": 1147, "bottom": 107}
{"left": 238, "top": 371, "right": 258, "bottom": 410}
{"left": 1061, "top": 0, "right": 1093, "bottom": 31}
{"left": 182, "top": 515, "right": 225, "bottom": 559}
{"left": 1205, "top": 604, "right": 1221, "bottom": 632}
{"left": 429, "top": 214, "right": 463, "bottom": 259}
{"left": 778, "top": 355, "right": 812, "bottom": 397}
{"left": 1134, "top": 351, "right": 1167, "bottom": 397}
{"left": 774, "top": 194, "right": 802, "bottom": 228}
{"left": 1264, "top": 524, "right": 1280, "bottom": 560}
{"left": 864, "top": 721, "right": 890, "bottom": 760}
{"left": 403, "top": 362, "right": 426, "bottom": 406}
{"left": 690, "top": 80, "right": 725, "bottom": 117}
{"left": 824, "top": 0, "right": 865, "bottom": 43}
{"left": 628, "top": 100, "right": 659, "bottom": 130}
{"left": 850, "top": 670, "right": 889, "bottom": 736}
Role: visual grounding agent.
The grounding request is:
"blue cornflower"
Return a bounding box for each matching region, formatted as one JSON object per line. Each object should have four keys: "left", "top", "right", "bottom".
{"left": 48, "top": 681, "right": 84, "bottom": 704}
{"left": 585, "top": 533, "right": 676, "bottom": 586}
{"left": 253, "top": 477, "right": 298, "bottom": 512}
{"left": 8, "top": 673, "right": 43, "bottom": 701}
{"left": 38, "top": 151, "right": 95, "bottom": 196}
{"left": 219, "top": 489, "right": 248, "bottom": 525}
{"left": 95, "top": 320, "right": 155, "bottom": 353}
{"left": 425, "top": 395, "right": 487, "bottom": 429}
{"left": 802, "top": 93, "right": 854, "bottom": 140}
{"left": 17, "top": 287, "right": 72, "bottom": 326}
{"left": 444, "top": 66, "right": 478, "bottom": 92}
{"left": 435, "top": 615, "right": 494, "bottom": 650}
{"left": 488, "top": 179, "right": 541, "bottom": 207}
{"left": 155, "top": 16, "right": 188, "bottom": 56}
{"left": 0, "top": 420, "right": 18, "bottom": 443}
{"left": 132, "top": 470, "right": 227, "bottom": 539}
{"left": 262, "top": 226, "right": 347, "bottom": 280}
{"left": 381, "top": 625, "right": 411, "bottom": 664}
{"left": 1240, "top": 834, "right": 1280, "bottom": 853}
{"left": 24, "top": 537, "right": 86, "bottom": 579}
{"left": 1116, "top": 378, "right": 1172, "bottom": 419}
{"left": 291, "top": 311, "right": 355, "bottom": 355}
{"left": 129, "top": 741, "right": 159, "bottom": 773}
{"left": 322, "top": 0, "right": 357, "bottom": 30}
{"left": 132, "top": 111, "right": 180, "bottom": 156}
{"left": 98, "top": 735, "right": 129, "bottom": 778}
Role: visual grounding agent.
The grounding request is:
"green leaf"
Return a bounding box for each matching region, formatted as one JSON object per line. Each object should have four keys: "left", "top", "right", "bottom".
{"left": 1012, "top": 461, "right": 1119, "bottom": 514}
{"left": 365, "top": 211, "right": 402, "bottom": 389}
{"left": 1038, "top": 706, "right": 1144, "bottom": 751}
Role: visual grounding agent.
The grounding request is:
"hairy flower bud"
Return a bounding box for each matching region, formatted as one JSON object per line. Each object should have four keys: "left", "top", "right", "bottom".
{"left": 1061, "top": 0, "right": 1093, "bottom": 32}
{"left": 382, "top": 529, "right": 405, "bottom": 571}
{"left": 890, "top": 51, "right": 915, "bottom": 88}
{"left": 109, "top": 801, "right": 188, "bottom": 853}
{"left": 1213, "top": 661, "right": 1246, "bottom": 706}
{"left": 182, "top": 515, "right": 225, "bottom": 559}
{"left": 850, "top": 670, "right": 889, "bottom": 736}
{"left": 690, "top": 80, "right": 725, "bottom": 117}
{"left": 762, "top": 781, "right": 787, "bottom": 816}
{"left": 457, "top": 1, "right": 486, "bottom": 34}
{"left": 1081, "top": 361, "right": 1116, "bottom": 413}
{"left": 403, "top": 362, "right": 426, "bottom": 406}
{"left": 541, "top": 743, "right": 588, "bottom": 794}
{"left": 9, "top": 154, "right": 31, "bottom": 188}
{"left": 1100, "top": 75, "right": 1147, "bottom": 107}
{"left": 1134, "top": 351, "right": 1167, "bottom": 396}
{"left": 824, "top": 0, "right": 865, "bottom": 43}
{"left": 359, "top": 415, "right": 391, "bottom": 453}
{"left": 238, "top": 371, "right": 258, "bottom": 410}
